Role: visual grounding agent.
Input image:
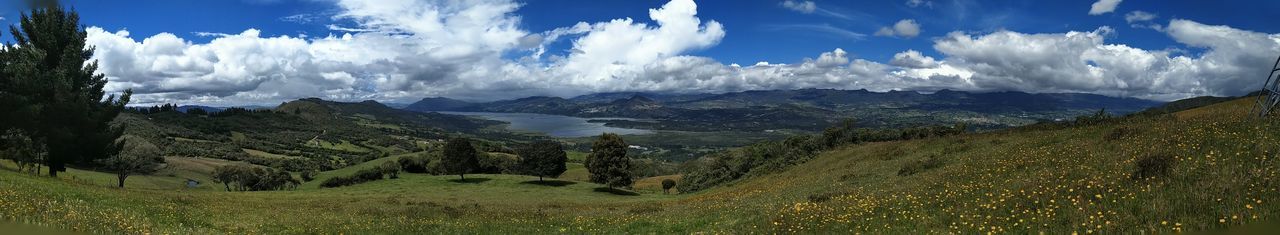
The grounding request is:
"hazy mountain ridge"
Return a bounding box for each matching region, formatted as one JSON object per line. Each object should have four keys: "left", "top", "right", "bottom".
{"left": 404, "top": 89, "right": 1164, "bottom": 131}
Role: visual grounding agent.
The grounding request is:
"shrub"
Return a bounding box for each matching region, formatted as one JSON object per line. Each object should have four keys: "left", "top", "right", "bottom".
{"left": 897, "top": 154, "right": 945, "bottom": 176}
{"left": 1131, "top": 154, "right": 1174, "bottom": 180}
{"left": 300, "top": 170, "right": 317, "bottom": 182}
{"left": 661, "top": 179, "right": 676, "bottom": 194}
{"left": 321, "top": 166, "right": 395, "bottom": 188}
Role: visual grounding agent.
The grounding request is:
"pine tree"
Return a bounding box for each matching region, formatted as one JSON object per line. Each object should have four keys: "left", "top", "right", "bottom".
{"left": 4, "top": 2, "right": 131, "bottom": 177}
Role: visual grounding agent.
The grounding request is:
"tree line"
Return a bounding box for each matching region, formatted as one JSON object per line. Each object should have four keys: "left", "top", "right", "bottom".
{"left": 321, "top": 136, "right": 643, "bottom": 191}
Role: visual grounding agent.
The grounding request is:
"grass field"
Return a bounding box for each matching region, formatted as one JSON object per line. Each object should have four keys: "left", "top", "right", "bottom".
{"left": 2, "top": 98, "right": 1280, "bottom": 233}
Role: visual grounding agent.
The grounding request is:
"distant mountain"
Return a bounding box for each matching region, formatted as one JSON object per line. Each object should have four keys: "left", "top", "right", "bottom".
{"left": 176, "top": 105, "right": 224, "bottom": 114}
{"left": 404, "top": 89, "right": 1165, "bottom": 131}
{"left": 404, "top": 97, "right": 474, "bottom": 112}
{"left": 280, "top": 98, "right": 498, "bottom": 133}
{"left": 569, "top": 92, "right": 714, "bottom": 104}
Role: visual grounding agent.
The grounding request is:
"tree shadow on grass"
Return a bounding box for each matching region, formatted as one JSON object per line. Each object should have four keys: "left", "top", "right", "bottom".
{"left": 593, "top": 187, "right": 640, "bottom": 196}
{"left": 447, "top": 178, "right": 492, "bottom": 184}
{"left": 519, "top": 180, "right": 577, "bottom": 187}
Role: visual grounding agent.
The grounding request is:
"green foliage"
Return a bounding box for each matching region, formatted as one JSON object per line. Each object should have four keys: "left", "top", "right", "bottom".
{"left": 212, "top": 164, "right": 298, "bottom": 191}
{"left": 320, "top": 167, "right": 389, "bottom": 188}
{"left": 96, "top": 135, "right": 163, "bottom": 188}
{"left": 515, "top": 140, "right": 567, "bottom": 181}
{"left": 300, "top": 170, "right": 317, "bottom": 182}
{"left": 0, "top": 3, "right": 131, "bottom": 177}
{"left": 896, "top": 154, "right": 945, "bottom": 176}
{"left": 587, "top": 133, "right": 632, "bottom": 189}
{"left": 476, "top": 152, "right": 518, "bottom": 174}
{"left": 0, "top": 129, "right": 46, "bottom": 175}
{"left": 1131, "top": 154, "right": 1174, "bottom": 180}
{"left": 661, "top": 179, "right": 676, "bottom": 194}
{"left": 679, "top": 120, "right": 967, "bottom": 192}
{"left": 380, "top": 161, "right": 401, "bottom": 179}
{"left": 441, "top": 137, "right": 479, "bottom": 180}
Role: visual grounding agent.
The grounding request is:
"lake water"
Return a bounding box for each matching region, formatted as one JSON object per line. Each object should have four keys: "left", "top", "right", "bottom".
{"left": 440, "top": 112, "right": 653, "bottom": 138}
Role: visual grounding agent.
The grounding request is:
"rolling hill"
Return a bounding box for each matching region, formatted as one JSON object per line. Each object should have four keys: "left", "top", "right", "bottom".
{"left": 1, "top": 97, "right": 1272, "bottom": 233}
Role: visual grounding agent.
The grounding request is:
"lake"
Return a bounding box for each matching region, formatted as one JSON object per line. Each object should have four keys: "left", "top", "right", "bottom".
{"left": 440, "top": 112, "right": 654, "bottom": 138}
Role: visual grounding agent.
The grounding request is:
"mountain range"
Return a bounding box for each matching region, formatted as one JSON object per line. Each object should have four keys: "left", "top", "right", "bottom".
{"left": 404, "top": 89, "right": 1163, "bottom": 131}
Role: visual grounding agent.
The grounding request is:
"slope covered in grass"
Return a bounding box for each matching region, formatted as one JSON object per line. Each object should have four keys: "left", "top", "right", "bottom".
{"left": 1, "top": 98, "right": 1277, "bottom": 234}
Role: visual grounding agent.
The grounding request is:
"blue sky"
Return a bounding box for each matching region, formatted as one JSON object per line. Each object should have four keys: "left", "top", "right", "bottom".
{"left": 1, "top": 0, "right": 1277, "bottom": 105}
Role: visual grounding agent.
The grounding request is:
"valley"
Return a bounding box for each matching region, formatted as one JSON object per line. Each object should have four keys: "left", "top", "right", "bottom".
{"left": 2, "top": 97, "right": 1275, "bottom": 233}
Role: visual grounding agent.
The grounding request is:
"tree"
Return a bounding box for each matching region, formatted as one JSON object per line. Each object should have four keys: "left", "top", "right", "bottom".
{"left": 586, "top": 133, "right": 631, "bottom": 189}
{"left": 441, "top": 137, "right": 478, "bottom": 180}
{"left": 661, "top": 179, "right": 676, "bottom": 194}
{"left": 516, "top": 140, "right": 567, "bottom": 182}
{"left": 213, "top": 165, "right": 244, "bottom": 191}
{"left": 1, "top": 129, "right": 46, "bottom": 175}
{"left": 97, "top": 135, "right": 162, "bottom": 188}
{"left": 4, "top": 2, "right": 131, "bottom": 177}
{"left": 380, "top": 160, "right": 401, "bottom": 179}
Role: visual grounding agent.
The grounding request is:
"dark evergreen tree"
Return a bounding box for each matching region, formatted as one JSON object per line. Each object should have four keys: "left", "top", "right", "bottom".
{"left": 586, "top": 133, "right": 631, "bottom": 189}
{"left": 441, "top": 137, "right": 479, "bottom": 180}
{"left": 5, "top": 2, "right": 131, "bottom": 177}
{"left": 516, "top": 140, "right": 567, "bottom": 181}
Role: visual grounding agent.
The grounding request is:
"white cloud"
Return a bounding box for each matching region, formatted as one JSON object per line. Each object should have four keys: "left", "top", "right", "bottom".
{"left": 762, "top": 24, "right": 866, "bottom": 40}
{"left": 780, "top": 0, "right": 817, "bottom": 14}
{"left": 932, "top": 21, "right": 1280, "bottom": 100}
{"left": 906, "top": 0, "right": 933, "bottom": 8}
{"left": 875, "top": 19, "right": 921, "bottom": 38}
{"left": 1124, "top": 11, "right": 1162, "bottom": 30}
{"left": 1089, "top": 0, "right": 1122, "bottom": 15}
{"left": 1124, "top": 11, "right": 1156, "bottom": 23}
{"left": 83, "top": 0, "right": 1280, "bottom": 105}
{"left": 890, "top": 50, "right": 939, "bottom": 68}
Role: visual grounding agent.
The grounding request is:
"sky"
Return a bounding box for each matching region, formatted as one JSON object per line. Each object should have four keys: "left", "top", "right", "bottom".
{"left": 1, "top": 0, "right": 1278, "bottom": 106}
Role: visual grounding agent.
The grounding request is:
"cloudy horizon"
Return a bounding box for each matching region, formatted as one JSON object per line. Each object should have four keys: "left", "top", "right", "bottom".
{"left": 5, "top": 0, "right": 1277, "bottom": 106}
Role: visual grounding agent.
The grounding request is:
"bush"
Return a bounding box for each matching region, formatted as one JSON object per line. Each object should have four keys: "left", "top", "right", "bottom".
{"left": 897, "top": 154, "right": 945, "bottom": 176}
{"left": 661, "top": 179, "right": 676, "bottom": 194}
{"left": 213, "top": 164, "right": 299, "bottom": 191}
{"left": 300, "top": 170, "right": 318, "bottom": 182}
{"left": 1131, "top": 154, "right": 1174, "bottom": 180}
{"left": 320, "top": 166, "right": 396, "bottom": 188}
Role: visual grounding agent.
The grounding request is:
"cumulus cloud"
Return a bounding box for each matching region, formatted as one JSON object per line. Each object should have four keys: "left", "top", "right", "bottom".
{"left": 1089, "top": 0, "right": 1122, "bottom": 15}
{"left": 875, "top": 19, "right": 921, "bottom": 38}
{"left": 890, "top": 50, "right": 939, "bottom": 68}
{"left": 933, "top": 21, "right": 1280, "bottom": 100}
{"left": 83, "top": 0, "right": 1279, "bottom": 105}
{"left": 780, "top": 0, "right": 817, "bottom": 14}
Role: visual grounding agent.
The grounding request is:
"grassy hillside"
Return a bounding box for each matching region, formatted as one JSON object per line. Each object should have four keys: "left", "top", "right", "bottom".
{"left": 1, "top": 98, "right": 1277, "bottom": 233}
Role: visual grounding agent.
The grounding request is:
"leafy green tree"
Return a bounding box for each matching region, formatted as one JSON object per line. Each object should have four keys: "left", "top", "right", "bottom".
{"left": 586, "top": 133, "right": 631, "bottom": 189}
{"left": 97, "top": 135, "right": 162, "bottom": 188}
{"left": 441, "top": 137, "right": 479, "bottom": 180}
{"left": 213, "top": 165, "right": 244, "bottom": 191}
{"left": 1, "top": 129, "right": 46, "bottom": 175}
{"left": 516, "top": 140, "right": 567, "bottom": 181}
{"left": 4, "top": 2, "right": 131, "bottom": 177}
{"left": 662, "top": 179, "right": 676, "bottom": 194}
